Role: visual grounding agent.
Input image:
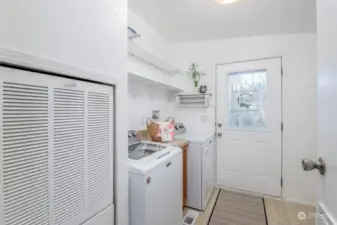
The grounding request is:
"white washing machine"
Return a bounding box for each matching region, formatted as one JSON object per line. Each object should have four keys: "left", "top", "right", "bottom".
{"left": 174, "top": 123, "right": 216, "bottom": 211}
{"left": 128, "top": 139, "right": 183, "bottom": 225}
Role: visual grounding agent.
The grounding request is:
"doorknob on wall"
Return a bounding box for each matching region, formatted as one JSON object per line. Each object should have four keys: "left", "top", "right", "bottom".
{"left": 302, "top": 158, "right": 326, "bottom": 175}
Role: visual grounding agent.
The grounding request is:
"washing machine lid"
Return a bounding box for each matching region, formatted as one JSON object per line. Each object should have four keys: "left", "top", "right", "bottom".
{"left": 128, "top": 143, "right": 181, "bottom": 175}
{"left": 128, "top": 142, "right": 166, "bottom": 160}
{"left": 175, "top": 132, "right": 214, "bottom": 143}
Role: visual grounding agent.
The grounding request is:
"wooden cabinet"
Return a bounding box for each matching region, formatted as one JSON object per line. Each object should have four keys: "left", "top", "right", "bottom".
{"left": 182, "top": 144, "right": 188, "bottom": 207}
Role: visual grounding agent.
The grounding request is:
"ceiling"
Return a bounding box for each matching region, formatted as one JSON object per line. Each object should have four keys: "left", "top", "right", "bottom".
{"left": 128, "top": 0, "right": 316, "bottom": 42}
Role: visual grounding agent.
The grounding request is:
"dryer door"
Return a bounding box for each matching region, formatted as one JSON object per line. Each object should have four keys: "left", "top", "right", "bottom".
{"left": 204, "top": 139, "right": 215, "bottom": 209}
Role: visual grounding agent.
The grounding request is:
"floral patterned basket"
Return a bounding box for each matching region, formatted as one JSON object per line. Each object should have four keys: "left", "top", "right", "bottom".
{"left": 146, "top": 117, "right": 175, "bottom": 142}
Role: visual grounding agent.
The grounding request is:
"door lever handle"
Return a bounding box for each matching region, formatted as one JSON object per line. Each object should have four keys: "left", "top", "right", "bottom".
{"left": 302, "top": 158, "right": 326, "bottom": 175}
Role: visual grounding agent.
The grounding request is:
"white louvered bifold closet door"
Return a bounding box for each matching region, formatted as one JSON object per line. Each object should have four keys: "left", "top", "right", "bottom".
{"left": 0, "top": 66, "right": 114, "bottom": 225}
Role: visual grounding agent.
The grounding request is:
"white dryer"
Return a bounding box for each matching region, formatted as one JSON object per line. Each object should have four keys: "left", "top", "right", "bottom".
{"left": 175, "top": 123, "right": 216, "bottom": 211}
{"left": 128, "top": 140, "right": 183, "bottom": 225}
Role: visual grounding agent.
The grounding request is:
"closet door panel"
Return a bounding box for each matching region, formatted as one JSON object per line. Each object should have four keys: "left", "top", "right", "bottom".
{"left": 53, "top": 88, "right": 85, "bottom": 225}
{"left": 86, "top": 84, "right": 114, "bottom": 213}
{"left": 0, "top": 69, "right": 50, "bottom": 225}
{"left": 51, "top": 78, "right": 114, "bottom": 223}
{"left": 0, "top": 67, "right": 114, "bottom": 225}
{"left": 88, "top": 92, "right": 112, "bottom": 206}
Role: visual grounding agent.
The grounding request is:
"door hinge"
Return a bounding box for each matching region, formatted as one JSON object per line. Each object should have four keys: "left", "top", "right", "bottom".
{"left": 281, "top": 68, "right": 284, "bottom": 76}
{"left": 281, "top": 122, "right": 284, "bottom": 131}
{"left": 281, "top": 177, "right": 283, "bottom": 186}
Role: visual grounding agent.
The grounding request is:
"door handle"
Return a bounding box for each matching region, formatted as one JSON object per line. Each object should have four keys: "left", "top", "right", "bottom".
{"left": 302, "top": 158, "right": 326, "bottom": 175}
{"left": 217, "top": 132, "right": 222, "bottom": 137}
{"left": 217, "top": 122, "right": 222, "bottom": 128}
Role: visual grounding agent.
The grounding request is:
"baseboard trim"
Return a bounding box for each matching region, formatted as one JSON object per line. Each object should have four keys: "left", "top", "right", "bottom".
{"left": 216, "top": 185, "right": 277, "bottom": 199}
{"left": 216, "top": 185, "right": 316, "bottom": 207}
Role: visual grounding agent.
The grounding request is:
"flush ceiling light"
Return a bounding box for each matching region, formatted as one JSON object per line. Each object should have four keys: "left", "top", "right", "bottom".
{"left": 215, "top": 0, "right": 241, "bottom": 4}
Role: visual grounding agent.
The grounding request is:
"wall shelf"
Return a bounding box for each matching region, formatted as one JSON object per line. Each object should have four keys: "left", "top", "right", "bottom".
{"left": 128, "top": 41, "right": 181, "bottom": 74}
{"left": 128, "top": 73, "right": 183, "bottom": 92}
{"left": 176, "top": 94, "right": 211, "bottom": 107}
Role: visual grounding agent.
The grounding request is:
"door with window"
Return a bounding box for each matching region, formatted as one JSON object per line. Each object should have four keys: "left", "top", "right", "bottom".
{"left": 216, "top": 58, "right": 282, "bottom": 196}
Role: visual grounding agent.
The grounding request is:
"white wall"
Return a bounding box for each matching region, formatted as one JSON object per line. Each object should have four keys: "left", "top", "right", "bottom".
{"left": 128, "top": 9, "right": 170, "bottom": 63}
{"left": 128, "top": 82, "right": 175, "bottom": 130}
{"left": 171, "top": 33, "right": 317, "bottom": 204}
{"left": 128, "top": 10, "right": 190, "bottom": 91}
{"left": 0, "top": 1, "right": 128, "bottom": 224}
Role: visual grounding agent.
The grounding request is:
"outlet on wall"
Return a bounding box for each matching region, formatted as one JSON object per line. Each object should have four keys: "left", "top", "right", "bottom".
{"left": 201, "top": 115, "right": 210, "bottom": 122}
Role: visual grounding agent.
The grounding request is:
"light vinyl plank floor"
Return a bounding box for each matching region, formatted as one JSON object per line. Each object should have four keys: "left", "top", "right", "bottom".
{"left": 183, "top": 189, "right": 316, "bottom": 225}
{"left": 183, "top": 188, "right": 220, "bottom": 225}
{"left": 265, "top": 198, "right": 316, "bottom": 225}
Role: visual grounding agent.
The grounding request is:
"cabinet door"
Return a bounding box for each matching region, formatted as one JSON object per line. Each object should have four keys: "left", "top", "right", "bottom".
{"left": 0, "top": 66, "right": 114, "bottom": 225}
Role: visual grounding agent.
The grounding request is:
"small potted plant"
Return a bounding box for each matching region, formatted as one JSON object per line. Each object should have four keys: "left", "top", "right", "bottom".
{"left": 185, "top": 63, "right": 206, "bottom": 92}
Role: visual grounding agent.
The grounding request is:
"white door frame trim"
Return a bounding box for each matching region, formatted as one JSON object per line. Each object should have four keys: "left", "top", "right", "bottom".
{"left": 214, "top": 56, "right": 284, "bottom": 197}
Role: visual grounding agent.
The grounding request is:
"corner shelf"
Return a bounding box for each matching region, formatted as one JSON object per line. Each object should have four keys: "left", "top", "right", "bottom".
{"left": 176, "top": 94, "right": 211, "bottom": 107}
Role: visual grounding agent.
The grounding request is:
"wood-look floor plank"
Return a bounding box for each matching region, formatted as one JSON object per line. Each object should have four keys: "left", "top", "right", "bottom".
{"left": 265, "top": 198, "right": 316, "bottom": 225}
{"left": 183, "top": 189, "right": 316, "bottom": 225}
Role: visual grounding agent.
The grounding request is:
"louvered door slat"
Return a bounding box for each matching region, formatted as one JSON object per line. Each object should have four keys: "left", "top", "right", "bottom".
{"left": 2, "top": 82, "right": 50, "bottom": 225}
{"left": 53, "top": 88, "right": 85, "bottom": 225}
{"left": 4, "top": 179, "right": 48, "bottom": 197}
{"left": 1, "top": 68, "right": 114, "bottom": 225}
{"left": 88, "top": 92, "right": 112, "bottom": 207}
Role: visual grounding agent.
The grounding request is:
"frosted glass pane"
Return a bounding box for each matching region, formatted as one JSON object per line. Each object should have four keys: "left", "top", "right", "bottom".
{"left": 228, "top": 70, "right": 267, "bottom": 129}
